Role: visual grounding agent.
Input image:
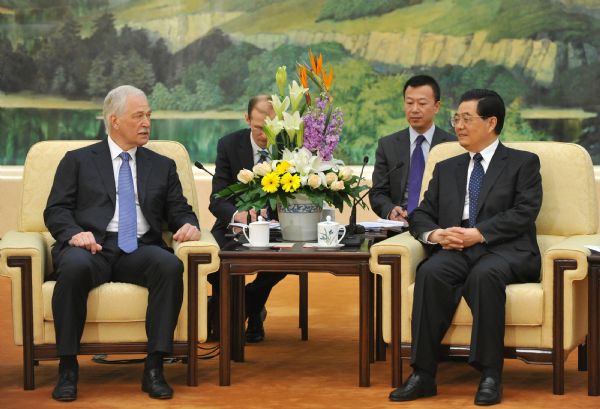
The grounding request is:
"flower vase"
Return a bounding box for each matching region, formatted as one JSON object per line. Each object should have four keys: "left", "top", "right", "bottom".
{"left": 277, "top": 194, "right": 323, "bottom": 241}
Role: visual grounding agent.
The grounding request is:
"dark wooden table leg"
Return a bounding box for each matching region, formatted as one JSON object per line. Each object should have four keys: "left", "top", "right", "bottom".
{"left": 187, "top": 256, "right": 199, "bottom": 386}
{"left": 376, "top": 274, "right": 386, "bottom": 361}
{"left": 231, "top": 275, "right": 245, "bottom": 362}
{"left": 369, "top": 269, "right": 375, "bottom": 364}
{"left": 589, "top": 257, "right": 600, "bottom": 396}
{"left": 299, "top": 272, "right": 308, "bottom": 340}
{"left": 219, "top": 263, "right": 231, "bottom": 386}
{"left": 359, "top": 262, "right": 371, "bottom": 387}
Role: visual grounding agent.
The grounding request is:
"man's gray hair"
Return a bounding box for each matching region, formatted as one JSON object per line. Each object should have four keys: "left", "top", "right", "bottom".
{"left": 103, "top": 85, "right": 147, "bottom": 132}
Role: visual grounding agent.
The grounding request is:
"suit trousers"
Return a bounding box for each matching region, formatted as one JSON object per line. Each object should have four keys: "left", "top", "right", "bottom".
{"left": 51, "top": 233, "right": 184, "bottom": 356}
{"left": 410, "top": 243, "right": 517, "bottom": 375}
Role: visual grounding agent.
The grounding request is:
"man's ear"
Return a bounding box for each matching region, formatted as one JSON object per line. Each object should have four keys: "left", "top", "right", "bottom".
{"left": 487, "top": 116, "right": 497, "bottom": 134}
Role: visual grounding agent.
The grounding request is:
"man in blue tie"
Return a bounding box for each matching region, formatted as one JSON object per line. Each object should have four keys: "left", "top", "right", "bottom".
{"left": 44, "top": 85, "right": 201, "bottom": 401}
{"left": 369, "top": 75, "right": 456, "bottom": 223}
{"left": 389, "top": 90, "right": 543, "bottom": 405}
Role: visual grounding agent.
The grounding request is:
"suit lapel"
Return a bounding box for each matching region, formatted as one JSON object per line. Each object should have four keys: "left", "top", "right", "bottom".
{"left": 396, "top": 129, "right": 411, "bottom": 194}
{"left": 136, "top": 147, "right": 151, "bottom": 206}
{"left": 91, "top": 140, "right": 116, "bottom": 205}
{"left": 237, "top": 129, "right": 254, "bottom": 170}
{"left": 431, "top": 126, "right": 454, "bottom": 147}
{"left": 454, "top": 153, "right": 470, "bottom": 220}
{"left": 476, "top": 142, "right": 508, "bottom": 214}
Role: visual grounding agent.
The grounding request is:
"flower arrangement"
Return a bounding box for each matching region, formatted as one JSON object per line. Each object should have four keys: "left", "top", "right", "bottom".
{"left": 215, "top": 50, "right": 367, "bottom": 213}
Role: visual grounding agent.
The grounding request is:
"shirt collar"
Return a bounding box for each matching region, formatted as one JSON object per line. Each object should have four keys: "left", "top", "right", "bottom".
{"left": 107, "top": 135, "right": 137, "bottom": 162}
{"left": 249, "top": 131, "right": 266, "bottom": 158}
{"left": 409, "top": 124, "right": 435, "bottom": 147}
{"left": 469, "top": 138, "right": 499, "bottom": 163}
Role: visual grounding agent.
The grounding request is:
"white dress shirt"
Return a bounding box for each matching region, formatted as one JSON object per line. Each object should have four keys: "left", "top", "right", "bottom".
{"left": 105, "top": 136, "right": 150, "bottom": 238}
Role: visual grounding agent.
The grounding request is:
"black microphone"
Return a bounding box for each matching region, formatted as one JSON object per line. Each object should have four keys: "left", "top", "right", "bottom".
{"left": 344, "top": 162, "right": 404, "bottom": 242}
{"left": 194, "top": 161, "right": 214, "bottom": 177}
{"left": 346, "top": 156, "right": 369, "bottom": 236}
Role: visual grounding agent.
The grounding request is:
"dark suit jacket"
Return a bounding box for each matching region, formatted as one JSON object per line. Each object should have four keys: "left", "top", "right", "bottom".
{"left": 369, "top": 126, "right": 456, "bottom": 219}
{"left": 409, "top": 142, "right": 543, "bottom": 282}
{"left": 44, "top": 139, "right": 199, "bottom": 259}
{"left": 209, "top": 128, "right": 254, "bottom": 247}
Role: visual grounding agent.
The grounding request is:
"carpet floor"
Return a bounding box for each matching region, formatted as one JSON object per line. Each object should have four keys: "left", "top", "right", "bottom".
{"left": 0, "top": 273, "right": 595, "bottom": 408}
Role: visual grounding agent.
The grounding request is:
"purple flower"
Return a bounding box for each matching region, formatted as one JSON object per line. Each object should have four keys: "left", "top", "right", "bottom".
{"left": 302, "top": 96, "right": 343, "bottom": 161}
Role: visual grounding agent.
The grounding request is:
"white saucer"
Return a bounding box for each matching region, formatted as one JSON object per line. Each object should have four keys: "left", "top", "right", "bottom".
{"left": 314, "top": 243, "right": 344, "bottom": 249}
{"left": 242, "top": 243, "right": 273, "bottom": 250}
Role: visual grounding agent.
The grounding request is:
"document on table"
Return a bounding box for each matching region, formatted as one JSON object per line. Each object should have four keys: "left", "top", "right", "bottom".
{"left": 358, "top": 219, "right": 408, "bottom": 231}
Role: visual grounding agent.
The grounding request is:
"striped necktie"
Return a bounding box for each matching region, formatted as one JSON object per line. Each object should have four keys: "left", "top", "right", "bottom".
{"left": 118, "top": 152, "right": 138, "bottom": 253}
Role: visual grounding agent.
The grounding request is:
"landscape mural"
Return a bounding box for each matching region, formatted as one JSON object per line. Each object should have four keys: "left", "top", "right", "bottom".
{"left": 1, "top": 0, "right": 599, "bottom": 165}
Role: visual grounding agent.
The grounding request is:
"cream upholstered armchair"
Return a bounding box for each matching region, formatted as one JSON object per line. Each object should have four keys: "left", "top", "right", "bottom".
{"left": 0, "top": 140, "right": 220, "bottom": 390}
{"left": 370, "top": 141, "right": 598, "bottom": 394}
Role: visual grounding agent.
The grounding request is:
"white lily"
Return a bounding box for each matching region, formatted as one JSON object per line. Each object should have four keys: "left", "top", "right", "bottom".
{"left": 282, "top": 111, "right": 302, "bottom": 140}
{"left": 270, "top": 94, "right": 290, "bottom": 120}
{"left": 288, "top": 80, "right": 308, "bottom": 111}
{"left": 264, "top": 116, "right": 283, "bottom": 146}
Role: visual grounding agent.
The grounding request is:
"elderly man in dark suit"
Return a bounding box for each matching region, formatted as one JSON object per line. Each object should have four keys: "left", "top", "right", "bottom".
{"left": 209, "top": 95, "right": 286, "bottom": 343}
{"left": 389, "top": 89, "right": 542, "bottom": 405}
{"left": 45, "top": 85, "right": 200, "bottom": 401}
{"left": 370, "top": 75, "right": 455, "bottom": 222}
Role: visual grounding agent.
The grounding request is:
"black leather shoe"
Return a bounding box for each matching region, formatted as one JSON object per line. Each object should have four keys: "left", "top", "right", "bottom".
{"left": 141, "top": 368, "right": 173, "bottom": 399}
{"left": 475, "top": 376, "right": 502, "bottom": 406}
{"left": 207, "top": 295, "right": 220, "bottom": 342}
{"left": 52, "top": 367, "right": 78, "bottom": 402}
{"left": 245, "top": 307, "right": 267, "bottom": 343}
{"left": 389, "top": 372, "right": 437, "bottom": 402}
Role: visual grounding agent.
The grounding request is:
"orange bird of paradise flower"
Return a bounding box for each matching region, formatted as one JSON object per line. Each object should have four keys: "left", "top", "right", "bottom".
{"left": 321, "top": 66, "right": 333, "bottom": 90}
{"left": 309, "top": 49, "right": 323, "bottom": 76}
{"left": 298, "top": 65, "right": 309, "bottom": 88}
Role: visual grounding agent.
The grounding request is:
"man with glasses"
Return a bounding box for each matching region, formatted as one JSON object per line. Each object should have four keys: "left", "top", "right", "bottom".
{"left": 370, "top": 75, "right": 455, "bottom": 223}
{"left": 209, "top": 95, "right": 286, "bottom": 343}
{"left": 389, "top": 89, "right": 542, "bottom": 405}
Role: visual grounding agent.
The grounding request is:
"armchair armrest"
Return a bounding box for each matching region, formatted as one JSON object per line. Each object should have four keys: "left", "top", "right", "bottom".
{"left": 369, "top": 231, "right": 426, "bottom": 284}
{"left": 171, "top": 231, "right": 220, "bottom": 277}
{"left": 543, "top": 234, "right": 600, "bottom": 282}
{"left": 0, "top": 231, "right": 49, "bottom": 279}
{"left": 0, "top": 231, "right": 50, "bottom": 345}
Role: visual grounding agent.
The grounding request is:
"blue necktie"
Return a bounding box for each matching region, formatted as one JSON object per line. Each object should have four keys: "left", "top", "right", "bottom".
{"left": 407, "top": 135, "right": 426, "bottom": 213}
{"left": 118, "top": 152, "right": 137, "bottom": 253}
{"left": 258, "top": 149, "right": 270, "bottom": 164}
{"left": 468, "top": 153, "right": 484, "bottom": 228}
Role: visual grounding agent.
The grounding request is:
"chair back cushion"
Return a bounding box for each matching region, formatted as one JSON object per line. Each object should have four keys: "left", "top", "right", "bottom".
{"left": 19, "top": 140, "right": 198, "bottom": 233}
{"left": 423, "top": 141, "right": 598, "bottom": 236}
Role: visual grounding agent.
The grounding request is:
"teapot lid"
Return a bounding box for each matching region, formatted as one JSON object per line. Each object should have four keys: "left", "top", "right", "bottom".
{"left": 321, "top": 215, "right": 336, "bottom": 224}
{"left": 252, "top": 215, "right": 270, "bottom": 225}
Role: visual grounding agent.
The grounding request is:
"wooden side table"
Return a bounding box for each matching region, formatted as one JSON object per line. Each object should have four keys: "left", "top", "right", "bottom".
{"left": 219, "top": 240, "right": 373, "bottom": 387}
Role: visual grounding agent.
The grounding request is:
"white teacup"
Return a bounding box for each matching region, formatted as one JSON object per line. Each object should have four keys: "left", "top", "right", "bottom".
{"left": 243, "top": 216, "right": 270, "bottom": 247}
{"left": 317, "top": 216, "right": 346, "bottom": 247}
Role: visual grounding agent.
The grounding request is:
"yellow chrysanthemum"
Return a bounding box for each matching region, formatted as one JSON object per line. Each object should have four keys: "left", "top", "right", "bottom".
{"left": 275, "top": 160, "right": 291, "bottom": 175}
{"left": 280, "top": 173, "right": 301, "bottom": 193}
{"left": 261, "top": 172, "right": 280, "bottom": 193}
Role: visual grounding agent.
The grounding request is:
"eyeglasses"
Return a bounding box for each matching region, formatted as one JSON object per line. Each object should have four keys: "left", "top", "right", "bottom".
{"left": 450, "top": 113, "right": 488, "bottom": 128}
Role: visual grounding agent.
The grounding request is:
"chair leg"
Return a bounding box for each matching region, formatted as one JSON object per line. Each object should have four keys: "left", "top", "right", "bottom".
{"left": 578, "top": 342, "right": 588, "bottom": 371}
{"left": 23, "top": 344, "right": 35, "bottom": 390}
{"left": 299, "top": 273, "right": 308, "bottom": 341}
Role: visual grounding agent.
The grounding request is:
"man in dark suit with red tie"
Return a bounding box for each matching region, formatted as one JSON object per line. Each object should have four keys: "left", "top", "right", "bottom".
{"left": 44, "top": 85, "right": 201, "bottom": 401}
{"left": 389, "top": 89, "right": 542, "bottom": 405}
{"left": 369, "top": 75, "right": 456, "bottom": 222}
{"left": 209, "top": 95, "right": 286, "bottom": 343}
